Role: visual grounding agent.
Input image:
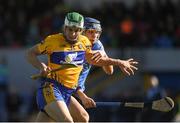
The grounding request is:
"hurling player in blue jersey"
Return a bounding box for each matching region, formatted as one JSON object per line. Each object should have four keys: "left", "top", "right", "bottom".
{"left": 73, "top": 17, "right": 138, "bottom": 122}
{"left": 76, "top": 17, "right": 114, "bottom": 109}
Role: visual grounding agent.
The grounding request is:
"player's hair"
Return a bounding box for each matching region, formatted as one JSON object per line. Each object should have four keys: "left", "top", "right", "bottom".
{"left": 64, "top": 12, "right": 84, "bottom": 28}
{"left": 84, "top": 17, "right": 102, "bottom": 32}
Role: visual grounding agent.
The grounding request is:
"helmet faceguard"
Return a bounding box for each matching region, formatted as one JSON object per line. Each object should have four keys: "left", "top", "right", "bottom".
{"left": 84, "top": 17, "right": 102, "bottom": 32}
{"left": 84, "top": 17, "right": 102, "bottom": 42}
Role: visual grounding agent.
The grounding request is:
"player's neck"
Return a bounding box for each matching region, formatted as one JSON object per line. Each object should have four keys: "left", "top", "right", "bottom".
{"left": 63, "top": 33, "right": 78, "bottom": 44}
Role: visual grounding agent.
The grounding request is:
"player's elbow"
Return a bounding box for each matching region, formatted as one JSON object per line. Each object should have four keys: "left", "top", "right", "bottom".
{"left": 108, "top": 69, "right": 114, "bottom": 75}
{"left": 25, "top": 46, "right": 39, "bottom": 61}
{"left": 26, "top": 48, "right": 34, "bottom": 59}
{"left": 106, "top": 69, "right": 113, "bottom": 75}
{"left": 26, "top": 49, "right": 32, "bottom": 60}
{"left": 103, "top": 66, "right": 114, "bottom": 75}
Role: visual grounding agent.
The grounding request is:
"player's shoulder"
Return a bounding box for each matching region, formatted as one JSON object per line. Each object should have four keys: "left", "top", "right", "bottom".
{"left": 43, "top": 33, "right": 64, "bottom": 44}
{"left": 94, "top": 40, "right": 103, "bottom": 46}
{"left": 92, "top": 40, "right": 104, "bottom": 50}
{"left": 46, "top": 33, "right": 63, "bottom": 40}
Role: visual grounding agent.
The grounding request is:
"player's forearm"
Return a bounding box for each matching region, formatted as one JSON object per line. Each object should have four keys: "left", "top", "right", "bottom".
{"left": 90, "top": 57, "right": 123, "bottom": 66}
{"left": 26, "top": 47, "right": 43, "bottom": 70}
{"left": 102, "top": 54, "right": 114, "bottom": 74}
{"left": 76, "top": 89, "right": 88, "bottom": 101}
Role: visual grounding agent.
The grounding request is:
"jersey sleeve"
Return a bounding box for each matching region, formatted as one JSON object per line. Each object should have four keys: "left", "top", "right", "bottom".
{"left": 98, "top": 41, "right": 107, "bottom": 55}
{"left": 98, "top": 40, "right": 105, "bottom": 51}
{"left": 37, "top": 36, "right": 52, "bottom": 54}
{"left": 92, "top": 40, "right": 107, "bottom": 57}
{"left": 92, "top": 40, "right": 105, "bottom": 51}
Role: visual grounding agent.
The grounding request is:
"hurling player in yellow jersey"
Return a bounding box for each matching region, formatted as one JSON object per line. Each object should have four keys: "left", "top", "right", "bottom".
{"left": 26, "top": 12, "right": 138, "bottom": 122}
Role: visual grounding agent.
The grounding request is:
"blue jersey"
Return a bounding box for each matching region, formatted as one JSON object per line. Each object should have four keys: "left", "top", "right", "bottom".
{"left": 77, "top": 40, "right": 105, "bottom": 92}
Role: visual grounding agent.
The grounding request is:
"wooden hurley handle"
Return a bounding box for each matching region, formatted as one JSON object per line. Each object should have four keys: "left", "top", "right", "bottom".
{"left": 30, "top": 63, "right": 78, "bottom": 80}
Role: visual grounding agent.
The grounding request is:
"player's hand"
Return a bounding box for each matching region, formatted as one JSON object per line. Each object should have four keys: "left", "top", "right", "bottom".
{"left": 81, "top": 95, "right": 96, "bottom": 108}
{"left": 118, "top": 58, "right": 138, "bottom": 76}
{"left": 39, "top": 62, "right": 52, "bottom": 77}
{"left": 91, "top": 51, "right": 106, "bottom": 63}
{"left": 78, "top": 90, "right": 96, "bottom": 108}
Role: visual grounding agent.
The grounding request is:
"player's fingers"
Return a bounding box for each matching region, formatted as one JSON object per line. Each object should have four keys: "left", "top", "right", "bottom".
{"left": 44, "top": 66, "right": 52, "bottom": 75}
{"left": 91, "top": 52, "right": 101, "bottom": 60}
{"left": 86, "top": 103, "right": 92, "bottom": 108}
{"left": 40, "top": 70, "right": 48, "bottom": 76}
{"left": 131, "top": 65, "right": 138, "bottom": 70}
{"left": 92, "top": 55, "right": 102, "bottom": 63}
{"left": 130, "top": 61, "right": 138, "bottom": 64}
{"left": 90, "top": 99, "right": 96, "bottom": 107}
{"left": 128, "top": 67, "right": 134, "bottom": 75}
{"left": 85, "top": 102, "right": 93, "bottom": 108}
{"left": 83, "top": 101, "right": 89, "bottom": 108}
{"left": 123, "top": 68, "right": 130, "bottom": 76}
{"left": 94, "top": 56, "right": 102, "bottom": 63}
{"left": 127, "top": 58, "right": 134, "bottom": 62}
{"left": 91, "top": 52, "right": 99, "bottom": 59}
{"left": 85, "top": 98, "right": 96, "bottom": 108}
{"left": 47, "top": 66, "right": 52, "bottom": 71}
{"left": 93, "top": 54, "right": 101, "bottom": 61}
{"left": 124, "top": 67, "right": 134, "bottom": 75}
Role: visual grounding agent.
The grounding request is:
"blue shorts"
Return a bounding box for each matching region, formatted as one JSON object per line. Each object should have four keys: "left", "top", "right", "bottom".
{"left": 36, "top": 78, "right": 76, "bottom": 111}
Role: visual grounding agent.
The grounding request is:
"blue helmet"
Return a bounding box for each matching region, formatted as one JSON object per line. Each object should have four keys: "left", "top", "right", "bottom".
{"left": 84, "top": 17, "right": 102, "bottom": 32}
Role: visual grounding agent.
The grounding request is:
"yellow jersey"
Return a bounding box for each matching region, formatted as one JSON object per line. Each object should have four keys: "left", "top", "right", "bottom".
{"left": 37, "top": 33, "right": 92, "bottom": 89}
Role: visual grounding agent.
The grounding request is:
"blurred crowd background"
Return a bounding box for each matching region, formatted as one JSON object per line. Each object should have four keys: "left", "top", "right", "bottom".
{"left": 0, "top": 0, "right": 180, "bottom": 48}
{"left": 0, "top": 0, "right": 180, "bottom": 121}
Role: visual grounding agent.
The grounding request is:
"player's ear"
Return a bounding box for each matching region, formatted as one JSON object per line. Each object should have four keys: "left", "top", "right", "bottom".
{"left": 79, "top": 28, "right": 83, "bottom": 33}
{"left": 97, "top": 31, "right": 102, "bottom": 38}
{"left": 82, "top": 30, "right": 86, "bottom": 35}
{"left": 62, "top": 25, "right": 67, "bottom": 32}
